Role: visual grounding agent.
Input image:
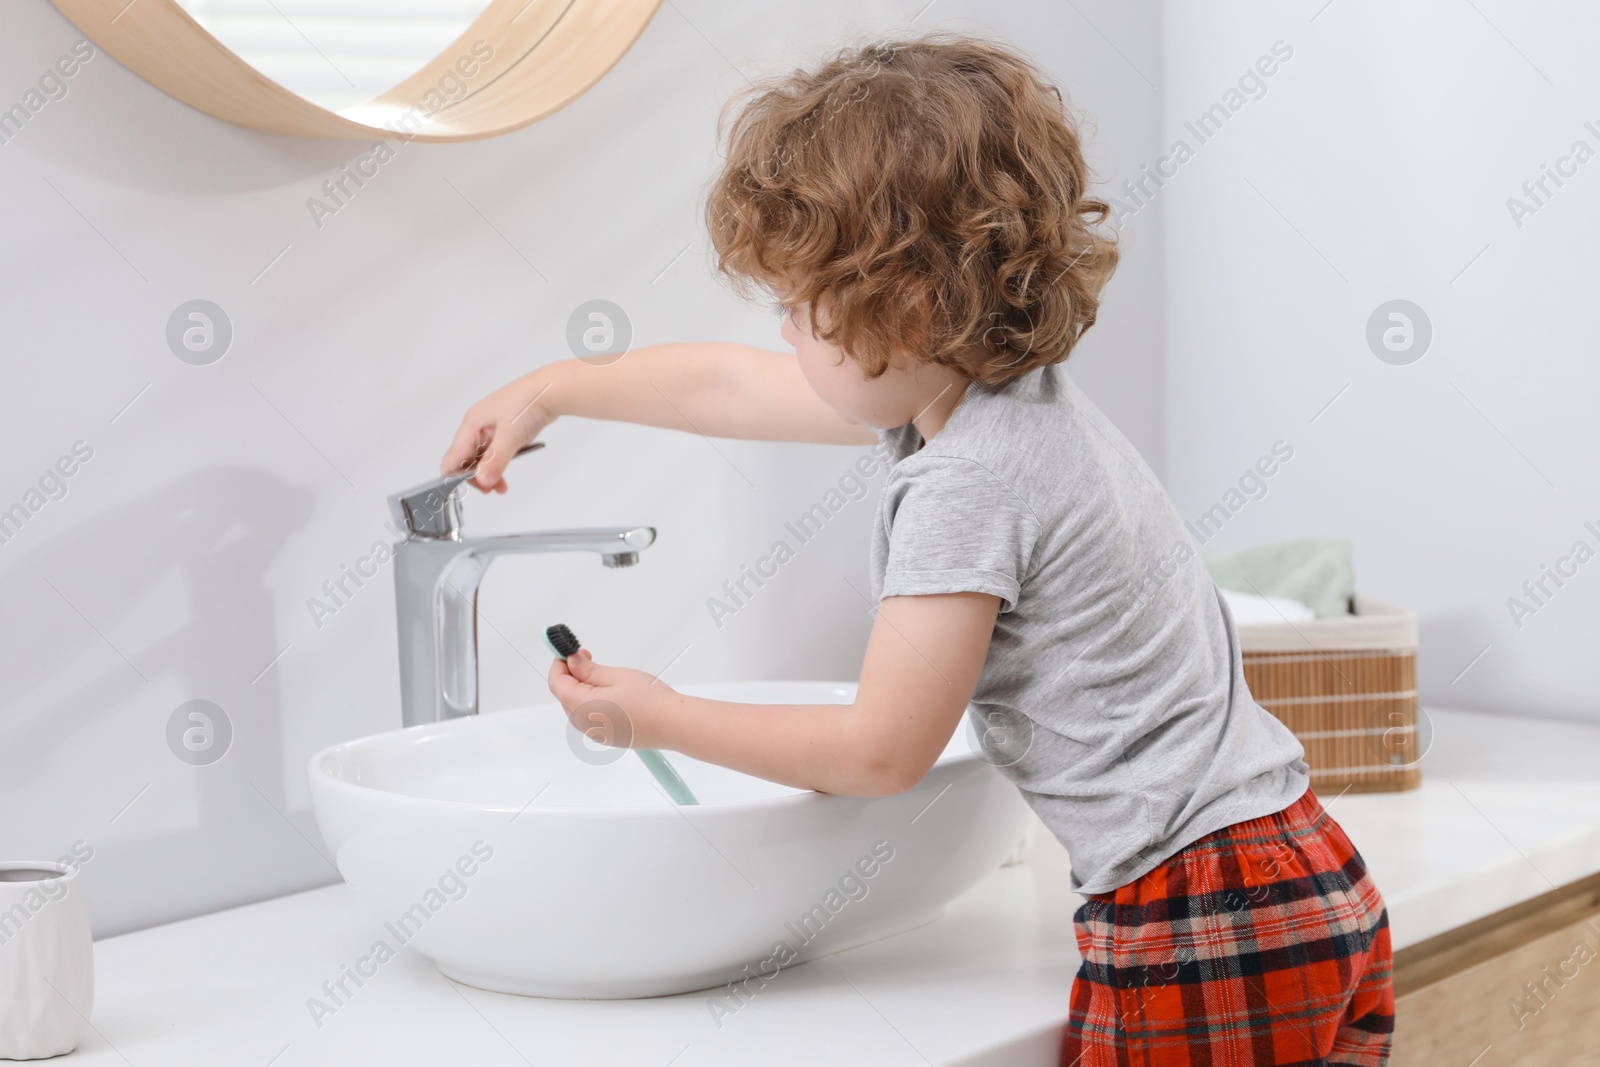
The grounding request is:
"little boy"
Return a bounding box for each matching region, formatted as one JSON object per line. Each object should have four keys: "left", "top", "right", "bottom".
{"left": 442, "top": 32, "right": 1392, "bottom": 1065}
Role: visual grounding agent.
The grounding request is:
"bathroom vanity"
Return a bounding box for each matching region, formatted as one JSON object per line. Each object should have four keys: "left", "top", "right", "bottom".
{"left": 59, "top": 705, "right": 1600, "bottom": 1065}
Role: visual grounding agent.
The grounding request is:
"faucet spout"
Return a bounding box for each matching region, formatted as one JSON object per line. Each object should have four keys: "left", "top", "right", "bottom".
{"left": 466, "top": 526, "right": 656, "bottom": 558}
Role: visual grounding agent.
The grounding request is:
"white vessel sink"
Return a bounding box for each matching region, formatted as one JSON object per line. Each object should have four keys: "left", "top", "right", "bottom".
{"left": 307, "top": 680, "right": 1034, "bottom": 999}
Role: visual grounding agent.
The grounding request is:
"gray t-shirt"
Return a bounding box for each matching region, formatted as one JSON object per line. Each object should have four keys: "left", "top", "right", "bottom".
{"left": 869, "top": 362, "right": 1310, "bottom": 895}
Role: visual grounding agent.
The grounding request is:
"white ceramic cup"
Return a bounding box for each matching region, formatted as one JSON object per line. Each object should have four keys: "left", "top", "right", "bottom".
{"left": 0, "top": 861, "right": 93, "bottom": 1060}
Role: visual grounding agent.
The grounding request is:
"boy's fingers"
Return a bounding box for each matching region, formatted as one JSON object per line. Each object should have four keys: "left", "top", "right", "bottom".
{"left": 442, "top": 421, "right": 525, "bottom": 493}
{"left": 442, "top": 419, "right": 489, "bottom": 476}
{"left": 548, "top": 662, "right": 586, "bottom": 703}
{"left": 567, "top": 653, "right": 597, "bottom": 683}
{"left": 475, "top": 431, "right": 536, "bottom": 492}
{"left": 470, "top": 435, "right": 509, "bottom": 491}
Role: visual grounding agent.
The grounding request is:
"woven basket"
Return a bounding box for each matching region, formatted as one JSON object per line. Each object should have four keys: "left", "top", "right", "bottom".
{"left": 1234, "top": 594, "right": 1421, "bottom": 794}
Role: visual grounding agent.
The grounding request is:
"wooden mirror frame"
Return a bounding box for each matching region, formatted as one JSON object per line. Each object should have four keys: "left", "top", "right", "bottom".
{"left": 50, "top": 0, "right": 662, "bottom": 142}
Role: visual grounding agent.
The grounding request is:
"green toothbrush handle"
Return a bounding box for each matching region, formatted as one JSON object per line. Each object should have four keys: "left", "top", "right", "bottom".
{"left": 636, "top": 748, "right": 699, "bottom": 806}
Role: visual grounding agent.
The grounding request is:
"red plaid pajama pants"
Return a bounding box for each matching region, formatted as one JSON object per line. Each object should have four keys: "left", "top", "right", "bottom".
{"left": 1060, "top": 785, "right": 1393, "bottom": 1066}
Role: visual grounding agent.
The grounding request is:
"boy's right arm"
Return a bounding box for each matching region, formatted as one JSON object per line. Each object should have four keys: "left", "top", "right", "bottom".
{"left": 441, "top": 341, "right": 877, "bottom": 492}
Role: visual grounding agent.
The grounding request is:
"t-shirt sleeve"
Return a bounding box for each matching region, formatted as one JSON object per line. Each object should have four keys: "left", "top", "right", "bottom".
{"left": 879, "top": 457, "right": 1040, "bottom": 613}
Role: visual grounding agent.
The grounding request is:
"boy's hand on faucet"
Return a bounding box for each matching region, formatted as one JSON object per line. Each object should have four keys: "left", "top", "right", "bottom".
{"left": 547, "top": 649, "right": 677, "bottom": 751}
{"left": 441, "top": 371, "right": 559, "bottom": 494}
{"left": 441, "top": 343, "right": 877, "bottom": 499}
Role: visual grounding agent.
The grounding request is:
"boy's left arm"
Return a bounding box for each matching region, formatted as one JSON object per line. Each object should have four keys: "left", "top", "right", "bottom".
{"left": 547, "top": 591, "right": 1001, "bottom": 796}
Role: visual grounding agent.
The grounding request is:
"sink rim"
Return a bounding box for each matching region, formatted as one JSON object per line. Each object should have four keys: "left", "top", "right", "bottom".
{"left": 308, "top": 678, "right": 988, "bottom": 817}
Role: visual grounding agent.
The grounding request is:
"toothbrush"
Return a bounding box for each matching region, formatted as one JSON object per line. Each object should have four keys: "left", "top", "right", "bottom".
{"left": 543, "top": 624, "right": 699, "bottom": 806}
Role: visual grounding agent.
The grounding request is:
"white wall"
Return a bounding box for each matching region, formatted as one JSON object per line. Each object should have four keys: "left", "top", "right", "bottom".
{"left": 0, "top": 0, "right": 1162, "bottom": 935}
{"left": 1162, "top": 1, "right": 1600, "bottom": 726}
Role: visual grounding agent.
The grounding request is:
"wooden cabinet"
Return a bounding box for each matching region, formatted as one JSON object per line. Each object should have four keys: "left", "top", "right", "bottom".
{"left": 1394, "top": 872, "right": 1600, "bottom": 1065}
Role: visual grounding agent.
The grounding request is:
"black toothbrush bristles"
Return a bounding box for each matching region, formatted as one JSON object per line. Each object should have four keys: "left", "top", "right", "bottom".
{"left": 545, "top": 623, "right": 581, "bottom": 659}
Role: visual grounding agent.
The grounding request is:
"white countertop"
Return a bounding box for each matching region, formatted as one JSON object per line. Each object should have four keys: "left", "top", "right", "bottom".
{"left": 66, "top": 706, "right": 1600, "bottom": 1066}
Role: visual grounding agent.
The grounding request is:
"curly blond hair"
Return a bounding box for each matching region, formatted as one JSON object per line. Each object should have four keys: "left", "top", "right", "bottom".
{"left": 704, "top": 32, "right": 1119, "bottom": 386}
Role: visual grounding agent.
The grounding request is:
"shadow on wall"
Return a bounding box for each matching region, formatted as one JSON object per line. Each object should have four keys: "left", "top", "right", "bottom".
{"left": 0, "top": 467, "right": 321, "bottom": 935}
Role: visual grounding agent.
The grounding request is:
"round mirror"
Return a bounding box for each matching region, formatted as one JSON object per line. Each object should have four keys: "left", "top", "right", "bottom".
{"left": 173, "top": 0, "right": 496, "bottom": 113}
{"left": 50, "top": 0, "right": 662, "bottom": 141}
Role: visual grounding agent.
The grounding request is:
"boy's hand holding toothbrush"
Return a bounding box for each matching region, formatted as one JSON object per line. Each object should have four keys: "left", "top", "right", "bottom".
{"left": 542, "top": 625, "right": 700, "bottom": 805}
{"left": 546, "top": 644, "right": 680, "bottom": 753}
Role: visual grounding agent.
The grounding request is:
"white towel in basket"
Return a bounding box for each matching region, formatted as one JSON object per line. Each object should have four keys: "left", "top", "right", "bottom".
{"left": 1219, "top": 587, "right": 1315, "bottom": 625}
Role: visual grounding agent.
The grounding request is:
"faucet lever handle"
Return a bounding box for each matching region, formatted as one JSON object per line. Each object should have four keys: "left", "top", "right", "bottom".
{"left": 388, "top": 441, "right": 545, "bottom": 539}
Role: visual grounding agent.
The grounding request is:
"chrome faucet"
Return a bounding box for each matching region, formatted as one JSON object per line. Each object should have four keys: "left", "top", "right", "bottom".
{"left": 388, "top": 442, "right": 656, "bottom": 728}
